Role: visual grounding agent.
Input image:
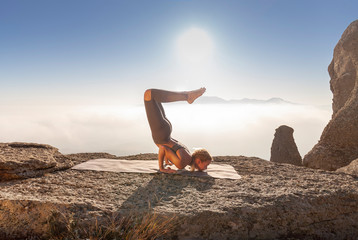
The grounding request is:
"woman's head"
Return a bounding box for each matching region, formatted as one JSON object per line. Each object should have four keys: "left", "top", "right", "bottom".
{"left": 191, "top": 148, "right": 212, "bottom": 171}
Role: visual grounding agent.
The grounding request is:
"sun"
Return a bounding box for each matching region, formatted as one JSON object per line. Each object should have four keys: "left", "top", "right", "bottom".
{"left": 175, "top": 27, "right": 214, "bottom": 64}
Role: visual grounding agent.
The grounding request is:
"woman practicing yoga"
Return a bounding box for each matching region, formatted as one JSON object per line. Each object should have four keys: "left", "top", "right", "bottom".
{"left": 144, "top": 88, "right": 212, "bottom": 174}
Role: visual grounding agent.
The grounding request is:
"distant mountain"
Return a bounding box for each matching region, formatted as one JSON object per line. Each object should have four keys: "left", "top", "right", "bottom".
{"left": 195, "top": 96, "right": 295, "bottom": 105}
{"left": 195, "top": 96, "right": 228, "bottom": 104}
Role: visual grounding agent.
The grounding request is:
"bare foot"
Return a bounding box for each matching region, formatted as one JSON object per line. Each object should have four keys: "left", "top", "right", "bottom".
{"left": 187, "top": 87, "right": 206, "bottom": 104}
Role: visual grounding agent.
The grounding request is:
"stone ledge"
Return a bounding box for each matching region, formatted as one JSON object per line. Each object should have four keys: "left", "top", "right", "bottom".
{"left": 0, "top": 142, "right": 73, "bottom": 181}
{"left": 0, "top": 154, "right": 357, "bottom": 239}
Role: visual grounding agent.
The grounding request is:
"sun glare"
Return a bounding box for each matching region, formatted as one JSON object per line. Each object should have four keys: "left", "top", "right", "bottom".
{"left": 175, "top": 27, "right": 214, "bottom": 64}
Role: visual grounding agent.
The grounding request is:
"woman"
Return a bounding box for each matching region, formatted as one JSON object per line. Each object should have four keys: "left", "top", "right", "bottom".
{"left": 144, "top": 88, "right": 212, "bottom": 174}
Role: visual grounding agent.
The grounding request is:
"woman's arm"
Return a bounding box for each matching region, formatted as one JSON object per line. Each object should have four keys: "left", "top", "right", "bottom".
{"left": 164, "top": 156, "right": 173, "bottom": 166}
{"left": 158, "top": 145, "right": 176, "bottom": 173}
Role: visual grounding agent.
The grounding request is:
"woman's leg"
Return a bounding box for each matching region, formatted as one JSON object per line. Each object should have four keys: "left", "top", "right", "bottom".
{"left": 144, "top": 89, "right": 188, "bottom": 103}
{"left": 144, "top": 88, "right": 205, "bottom": 144}
{"left": 157, "top": 98, "right": 172, "bottom": 130}
{"left": 144, "top": 88, "right": 206, "bottom": 104}
{"left": 144, "top": 96, "right": 172, "bottom": 144}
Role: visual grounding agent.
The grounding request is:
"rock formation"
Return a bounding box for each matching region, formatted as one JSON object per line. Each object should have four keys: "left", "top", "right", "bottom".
{"left": 0, "top": 142, "right": 73, "bottom": 181}
{"left": 0, "top": 153, "right": 357, "bottom": 239}
{"left": 270, "top": 125, "right": 302, "bottom": 166}
{"left": 303, "top": 20, "right": 358, "bottom": 170}
{"left": 337, "top": 158, "right": 358, "bottom": 176}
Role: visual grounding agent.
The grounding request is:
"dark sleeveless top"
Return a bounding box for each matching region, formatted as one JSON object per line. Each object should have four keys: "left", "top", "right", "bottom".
{"left": 169, "top": 139, "right": 188, "bottom": 153}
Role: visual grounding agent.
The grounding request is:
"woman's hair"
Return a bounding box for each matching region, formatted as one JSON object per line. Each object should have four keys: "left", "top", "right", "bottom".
{"left": 190, "top": 148, "right": 212, "bottom": 171}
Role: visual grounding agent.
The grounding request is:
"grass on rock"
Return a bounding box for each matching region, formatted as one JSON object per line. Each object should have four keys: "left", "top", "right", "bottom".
{"left": 47, "top": 210, "right": 177, "bottom": 240}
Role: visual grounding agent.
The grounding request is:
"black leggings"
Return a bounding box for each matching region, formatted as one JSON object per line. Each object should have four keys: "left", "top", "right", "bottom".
{"left": 144, "top": 89, "right": 173, "bottom": 144}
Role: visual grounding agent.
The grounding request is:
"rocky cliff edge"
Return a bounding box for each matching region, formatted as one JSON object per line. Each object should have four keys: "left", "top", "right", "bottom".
{"left": 0, "top": 152, "right": 357, "bottom": 240}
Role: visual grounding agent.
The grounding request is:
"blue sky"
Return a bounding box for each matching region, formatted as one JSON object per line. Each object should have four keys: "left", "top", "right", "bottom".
{"left": 1, "top": 0, "right": 356, "bottom": 157}
{"left": 1, "top": 0, "right": 358, "bottom": 105}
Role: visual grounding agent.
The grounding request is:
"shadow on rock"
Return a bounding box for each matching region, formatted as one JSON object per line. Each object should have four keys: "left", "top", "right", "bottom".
{"left": 119, "top": 173, "right": 215, "bottom": 213}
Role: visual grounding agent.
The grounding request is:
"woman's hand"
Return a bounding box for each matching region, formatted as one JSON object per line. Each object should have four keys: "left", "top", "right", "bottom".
{"left": 160, "top": 167, "right": 177, "bottom": 174}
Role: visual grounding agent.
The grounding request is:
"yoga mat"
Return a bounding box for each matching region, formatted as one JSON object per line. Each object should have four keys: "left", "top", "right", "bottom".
{"left": 72, "top": 159, "right": 241, "bottom": 180}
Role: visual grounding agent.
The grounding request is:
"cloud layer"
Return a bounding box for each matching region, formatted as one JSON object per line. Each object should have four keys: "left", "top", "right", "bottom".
{"left": 0, "top": 103, "right": 331, "bottom": 160}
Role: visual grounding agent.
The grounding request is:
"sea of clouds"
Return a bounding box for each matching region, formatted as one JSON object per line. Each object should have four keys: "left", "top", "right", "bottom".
{"left": 0, "top": 101, "right": 331, "bottom": 160}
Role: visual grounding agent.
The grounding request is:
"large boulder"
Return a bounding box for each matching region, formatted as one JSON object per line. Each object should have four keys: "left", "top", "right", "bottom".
{"left": 270, "top": 125, "right": 302, "bottom": 166}
{"left": 336, "top": 158, "right": 358, "bottom": 176}
{"left": 329, "top": 21, "right": 358, "bottom": 116}
{"left": 0, "top": 142, "right": 73, "bottom": 181}
{"left": 303, "top": 20, "right": 358, "bottom": 170}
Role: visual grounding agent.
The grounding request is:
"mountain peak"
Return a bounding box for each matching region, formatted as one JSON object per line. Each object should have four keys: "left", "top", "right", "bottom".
{"left": 196, "top": 96, "right": 293, "bottom": 105}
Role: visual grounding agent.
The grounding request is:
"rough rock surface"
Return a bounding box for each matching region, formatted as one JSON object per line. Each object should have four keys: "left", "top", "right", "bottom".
{"left": 329, "top": 21, "right": 358, "bottom": 116}
{"left": 270, "top": 125, "right": 302, "bottom": 166}
{"left": 337, "top": 158, "right": 358, "bottom": 176}
{"left": 303, "top": 20, "right": 358, "bottom": 170}
{"left": 0, "top": 153, "right": 357, "bottom": 240}
{"left": 0, "top": 142, "right": 73, "bottom": 181}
